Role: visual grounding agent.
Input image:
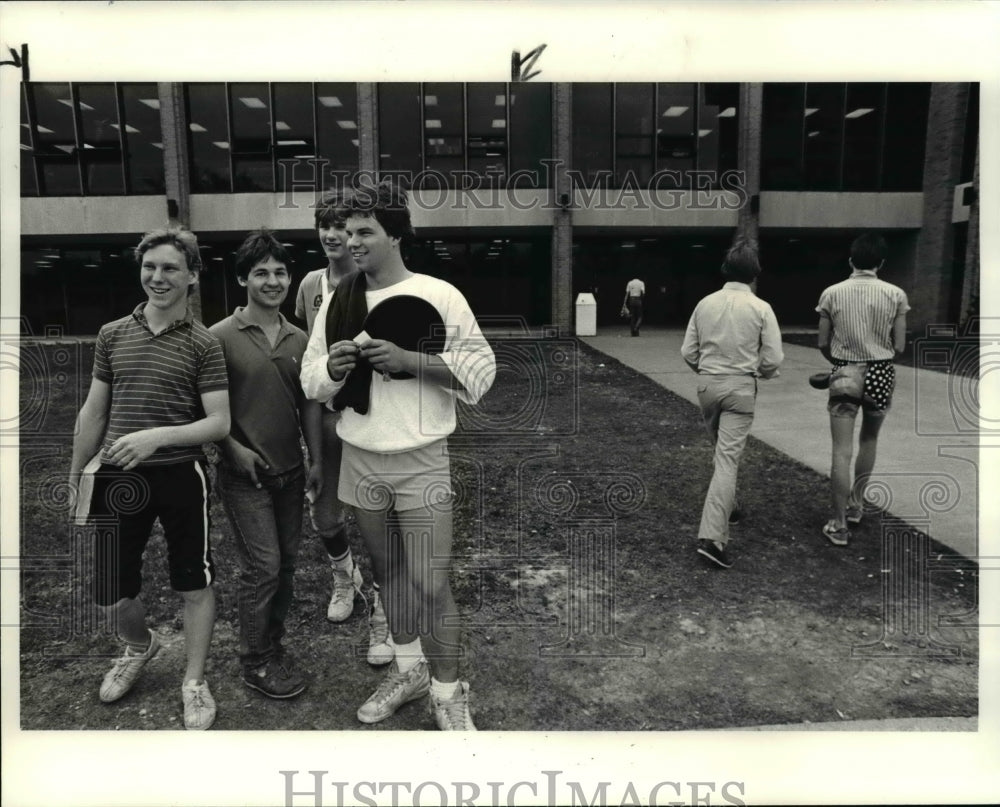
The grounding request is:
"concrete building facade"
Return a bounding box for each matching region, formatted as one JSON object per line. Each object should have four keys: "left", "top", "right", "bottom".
{"left": 19, "top": 81, "right": 978, "bottom": 336}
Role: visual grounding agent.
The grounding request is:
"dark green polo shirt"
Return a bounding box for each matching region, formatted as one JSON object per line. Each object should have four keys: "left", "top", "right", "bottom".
{"left": 209, "top": 308, "right": 309, "bottom": 476}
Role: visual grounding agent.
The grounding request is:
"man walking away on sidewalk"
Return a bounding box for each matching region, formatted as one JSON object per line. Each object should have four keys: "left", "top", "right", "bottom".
{"left": 681, "top": 239, "right": 783, "bottom": 569}
{"left": 622, "top": 277, "right": 646, "bottom": 336}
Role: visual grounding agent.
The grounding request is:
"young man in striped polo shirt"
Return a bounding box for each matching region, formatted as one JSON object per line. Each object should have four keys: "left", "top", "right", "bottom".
{"left": 816, "top": 233, "right": 909, "bottom": 546}
{"left": 68, "top": 227, "right": 230, "bottom": 730}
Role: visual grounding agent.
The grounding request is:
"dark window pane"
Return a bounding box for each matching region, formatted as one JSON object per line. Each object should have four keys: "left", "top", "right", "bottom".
{"left": 761, "top": 83, "right": 805, "bottom": 190}
{"left": 186, "top": 83, "right": 231, "bottom": 192}
{"left": 467, "top": 83, "right": 507, "bottom": 180}
{"left": 405, "top": 237, "right": 551, "bottom": 326}
{"left": 700, "top": 83, "right": 739, "bottom": 182}
{"left": 120, "top": 84, "right": 164, "bottom": 194}
{"left": 29, "top": 82, "right": 81, "bottom": 195}
{"left": 273, "top": 83, "right": 316, "bottom": 193}
{"left": 509, "top": 82, "right": 550, "bottom": 184}
{"left": 616, "top": 84, "right": 654, "bottom": 186}
{"left": 230, "top": 82, "right": 273, "bottom": 191}
{"left": 424, "top": 83, "right": 464, "bottom": 186}
{"left": 881, "top": 83, "right": 930, "bottom": 192}
{"left": 77, "top": 83, "right": 125, "bottom": 195}
{"left": 316, "top": 83, "right": 360, "bottom": 189}
{"left": 656, "top": 83, "right": 696, "bottom": 185}
{"left": 572, "top": 83, "right": 613, "bottom": 186}
{"left": 842, "top": 83, "right": 883, "bottom": 191}
{"left": 378, "top": 83, "right": 422, "bottom": 179}
{"left": 20, "top": 85, "right": 38, "bottom": 196}
{"left": 803, "top": 83, "right": 845, "bottom": 190}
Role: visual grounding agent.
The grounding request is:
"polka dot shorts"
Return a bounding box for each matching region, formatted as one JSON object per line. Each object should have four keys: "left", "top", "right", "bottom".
{"left": 830, "top": 358, "right": 895, "bottom": 415}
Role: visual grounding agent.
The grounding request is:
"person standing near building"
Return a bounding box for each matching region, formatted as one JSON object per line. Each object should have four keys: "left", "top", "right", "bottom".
{"left": 210, "top": 229, "right": 320, "bottom": 699}
{"left": 295, "top": 193, "right": 393, "bottom": 666}
{"left": 301, "top": 183, "right": 496, "bottom": 730}
{"left": 67, "top": 227, "right": 230, "bottom": 730}
{"left": 621, "top": 276, "right": 646, "bottom": 336}
{"left": 816, "top": 233, "right": 909, "bottom": 546}
{"left": 680, "top": 239, "right": 783, "bottom": 569}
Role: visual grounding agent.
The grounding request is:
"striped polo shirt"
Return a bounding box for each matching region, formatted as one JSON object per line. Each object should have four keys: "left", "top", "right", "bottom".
{"left": 816, "top": 271, "right": 910, "bottom": 362}
{"left": 93, "top": 304, "right": 229, "bottom": 467}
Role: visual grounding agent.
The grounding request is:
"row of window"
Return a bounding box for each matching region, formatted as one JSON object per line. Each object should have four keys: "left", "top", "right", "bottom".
{"left": 20, "top": 83, "right": 166, "bottom": 196}
{"left": 761, "top": 83, "right": 930, "bottom": 192}
{"left": 20, "top": 81, "right": 941, "bottom": 197}
{"left": 573, "top": 83, "right": 739, "bottom": 187}
{"left": 186, "top": 82, "right": 360, "bottom": 193}
{"left": 377, "top": 83, "right": 552, "bottom": 189}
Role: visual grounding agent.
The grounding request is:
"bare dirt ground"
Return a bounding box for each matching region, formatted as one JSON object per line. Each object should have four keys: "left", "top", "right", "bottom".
{"left": 18, "top": 338, "right": 977, "bottom": 731}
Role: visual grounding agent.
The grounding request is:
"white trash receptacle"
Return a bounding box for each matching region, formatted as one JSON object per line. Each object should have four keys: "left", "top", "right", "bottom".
{"left": 575, "top": 292, "right": 597, "bottom": 336}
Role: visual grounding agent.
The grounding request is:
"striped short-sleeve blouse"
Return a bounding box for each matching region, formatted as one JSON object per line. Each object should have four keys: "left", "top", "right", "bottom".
{"left": 816, "top": 271, "right": 910, "bottom": 362}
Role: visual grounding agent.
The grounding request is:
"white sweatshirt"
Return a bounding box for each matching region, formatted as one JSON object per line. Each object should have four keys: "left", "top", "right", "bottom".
{"left": 300, "top": 273, "right": 496, "bottom": 453}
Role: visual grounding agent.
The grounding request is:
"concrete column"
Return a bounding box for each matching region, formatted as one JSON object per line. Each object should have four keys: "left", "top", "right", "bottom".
{"left": 357, "top": 83, "right": 379, "bottom": 177}
{"left": 551, "top": 82, "right": 573, "bottom": 333}
{"left": 911, "top": 83, "right": 970, "bottom": 333}
{"left": 157, "top": 82, "right": 202, "bottom": 321}
{"left": 157, "top": 82, "right": 190, "bottom": 228}
{"left": 736, "top": 83, "right": 763, "bottom": 243}
{"left": 960, "top": 146, "right": 979, "bottom": 328}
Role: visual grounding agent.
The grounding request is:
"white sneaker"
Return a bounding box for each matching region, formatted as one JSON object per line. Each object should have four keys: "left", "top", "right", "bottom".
{"left": 99, "top": 630, "right": 160, "bottom": 703}
{"left": 366, "top": 589, "right": 395, "bottom": 666}
{"left": 356, "top": 660, "right": 429, "bottom": 724}
{"left": 182, "top": 679, "right": 216, "bottom": 730}
{"left": 327, "top": 561, "right": 364, "bottom": 622}
{"left": 430, "top": 681, "right": 477, "bottom": 731}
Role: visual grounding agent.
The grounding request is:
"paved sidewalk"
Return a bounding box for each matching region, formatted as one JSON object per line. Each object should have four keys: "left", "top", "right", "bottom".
{"left": 581, "top": 327, "right": 980, "bottom": 561}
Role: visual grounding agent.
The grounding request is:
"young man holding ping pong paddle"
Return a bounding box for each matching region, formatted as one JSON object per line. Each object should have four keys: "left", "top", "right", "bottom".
{"left": 301, "top": 182, "right": 495, "bottom": 730}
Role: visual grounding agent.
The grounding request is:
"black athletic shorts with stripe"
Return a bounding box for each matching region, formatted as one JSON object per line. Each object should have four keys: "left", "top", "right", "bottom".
{"left": 89, "top": 460, "right": 215, "bottom": 606}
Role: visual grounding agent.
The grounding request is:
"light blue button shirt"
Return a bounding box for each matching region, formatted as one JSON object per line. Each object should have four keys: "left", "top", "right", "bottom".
{"left": 680, "top": 282, "right": 784, "bottom": 378}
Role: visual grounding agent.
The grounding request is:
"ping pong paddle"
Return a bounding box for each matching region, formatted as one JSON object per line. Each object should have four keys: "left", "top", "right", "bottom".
{"left": 359, "top": 294, "right": 446, "bottom": 379}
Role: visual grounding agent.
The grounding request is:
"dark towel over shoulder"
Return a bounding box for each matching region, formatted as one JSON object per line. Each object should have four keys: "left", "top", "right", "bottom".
{"left": 325, "top": 271, "right": 374, "bottom": 414}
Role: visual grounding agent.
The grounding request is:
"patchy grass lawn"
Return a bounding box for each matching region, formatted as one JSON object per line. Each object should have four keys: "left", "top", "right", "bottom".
{"left": 18, "top": 338, "right": 977, "bottom": 731}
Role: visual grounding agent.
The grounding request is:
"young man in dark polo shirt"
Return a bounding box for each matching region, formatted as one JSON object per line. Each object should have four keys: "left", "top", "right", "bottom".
{"left": 210, "top": 229, "right": 322, "bottom": 698}
{"left": 68, "top": 227, "right": 230, "bottom": 730}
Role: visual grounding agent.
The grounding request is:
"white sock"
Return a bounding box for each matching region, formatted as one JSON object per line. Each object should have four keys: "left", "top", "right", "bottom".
{"left": 330, "top": 550, "right": 353, "bottom": 572}
{"left": 431, "top": 677, "right": 460, "bottom": 700}
{"left": 393, "top": 639, "right": 424, "bottom": 672}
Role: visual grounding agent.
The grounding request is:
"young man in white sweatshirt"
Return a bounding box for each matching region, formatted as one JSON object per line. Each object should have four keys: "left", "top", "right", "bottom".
{"left": 301, "top": 183, "right": 495, "bottom": 730}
